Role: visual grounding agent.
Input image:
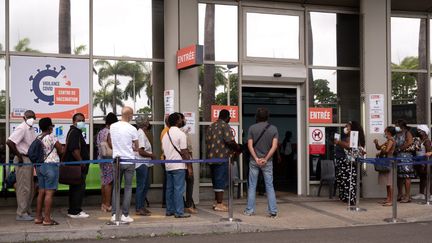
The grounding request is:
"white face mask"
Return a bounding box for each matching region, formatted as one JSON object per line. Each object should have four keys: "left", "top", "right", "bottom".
{"left": 76, "top": 121, "right": 86, "bottom": 130}
{"left": 25, "top": 118, "right": 35, "bottom": 127}
{"left": 343, "top": 127, "right": 349, "bottom": 134}
{"left": 395, "top": 126, "right": 401, "bottom": 132}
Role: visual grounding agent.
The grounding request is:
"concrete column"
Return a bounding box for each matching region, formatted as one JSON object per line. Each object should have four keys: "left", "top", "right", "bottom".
{"left": 178, "top": 0, "right": 200, "bottom": 204}
{"left": 361, "top": 0, "right": 391, "bottom": 198}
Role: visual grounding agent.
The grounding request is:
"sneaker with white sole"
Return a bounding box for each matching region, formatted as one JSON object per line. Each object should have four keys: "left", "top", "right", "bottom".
{"left": 67, "top": 211, "right": 89, "bottom": 219}
{"left": 412, "top": 194, "right": 425, "bottom": 200}
{"left": 121, "top": 214, "right": 134, "bottom": 223}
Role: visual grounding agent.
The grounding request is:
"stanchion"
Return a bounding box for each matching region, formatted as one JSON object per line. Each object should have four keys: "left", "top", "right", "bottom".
{"left": 221, "top": 158, "right": 241, "bottom": 223}
{"left": 348, "top": 159, "right": 366, "bottom": 212}
{"left": 384, "top": 159, "right": 405, "bottom": 223}
{"left": 420, "top": 163, "right": 431, "bottom": 206}
{"left": 107, "top": 157, "right": 128, "bottom": 225}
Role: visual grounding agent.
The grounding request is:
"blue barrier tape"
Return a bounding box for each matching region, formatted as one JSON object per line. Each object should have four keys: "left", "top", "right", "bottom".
{"left": 1, "top": 159, "right": 113, "bottom": 167}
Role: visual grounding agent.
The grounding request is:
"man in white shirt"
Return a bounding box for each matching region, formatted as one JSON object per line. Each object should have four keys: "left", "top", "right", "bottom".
{"left": 161, "top": 112, "right": 191, "bottom": 218}
{"left": 109, "top": 106, "right": 139, "bottom": 223}
{"left": 6, "top": 110, "right": 37, "bottom": 221}
{"left": 134, "top": 115, "right": 155, "bottom": 216}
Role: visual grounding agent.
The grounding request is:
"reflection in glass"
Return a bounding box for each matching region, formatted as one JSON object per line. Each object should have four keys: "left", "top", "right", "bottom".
{"left": 391, "top": 17, "right": 427, "bottom": 69}
{"left": 247, "top": 12, "right": 299, "bottom": 59}
{"left": 392, "top": 72, "right": 428, "bottom": 124}
{"left": 309, "top": 69, "right": 360, "bottom": 123}
{"left": 0, "top": 0, "right": 4, "bottom": 51}
{"left": 199, "top": 65, "right": 239, "bottom": 121}
{"left": 94, "top": 0, "right": 152, "bottom": 57}
{"left": 93, "top": 60, "right": 153, "bottom": 118}
{"left": 0, "top": 57, "right": 4, "bottom": 119}
{"left": 308, "top": 12, "right": 359, "bottom": 67}
{"left": 198, "top": 3, "right": 238, "bottom": 62}
{"left": 10, "top": 0, "right": 89, "bottom": 54}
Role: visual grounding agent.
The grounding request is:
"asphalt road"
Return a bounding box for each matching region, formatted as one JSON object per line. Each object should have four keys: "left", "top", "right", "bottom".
{"left": 65, "top": 221, "right": 432, "bottom": 243}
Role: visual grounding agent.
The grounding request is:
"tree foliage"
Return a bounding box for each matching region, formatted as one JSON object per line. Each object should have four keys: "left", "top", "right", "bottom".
{"left": 313, "top": 79, "right": 337, "bottom": 105}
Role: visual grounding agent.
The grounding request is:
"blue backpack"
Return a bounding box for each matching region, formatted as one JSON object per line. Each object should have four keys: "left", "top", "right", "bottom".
{"left": 28, "top": 134, "right": 53, "bottom": 164}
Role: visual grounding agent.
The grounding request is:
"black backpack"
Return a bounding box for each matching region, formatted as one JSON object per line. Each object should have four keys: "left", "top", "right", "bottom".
{"left": 28, "top": 134, "right": 53, "bottom": 164}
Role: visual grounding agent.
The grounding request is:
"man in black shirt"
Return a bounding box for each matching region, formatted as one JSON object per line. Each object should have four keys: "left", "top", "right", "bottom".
{"left": 64, "top": 113, "right": 90, "bottom": 218}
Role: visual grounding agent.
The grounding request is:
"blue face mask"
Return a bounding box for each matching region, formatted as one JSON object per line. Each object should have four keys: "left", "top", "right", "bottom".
{"left": 76, "top": 121, "right": 85, "bottom": 130}
{"left": 395, "top": 127, "right": 401, "bottom": 132}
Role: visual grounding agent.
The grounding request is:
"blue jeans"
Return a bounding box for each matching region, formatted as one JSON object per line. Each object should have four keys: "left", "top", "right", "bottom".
{"left": 245, "top": 159, "right": 278, "bottom": 214}
{"left": 135, "top": 165, "right": 150, "bottom": 211}
{"left": 112, "top": 164, "right": 135, "bottom": 217}
{"left": 166, "top": 169, "right": 186, "bottom": 216}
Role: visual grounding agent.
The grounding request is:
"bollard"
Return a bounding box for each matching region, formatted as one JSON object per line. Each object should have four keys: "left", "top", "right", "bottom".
{"left": 384, "top": 159, "right": 405, "bottom": 223}
{"left": 220, "top": 158, "right": 241, "bottom": 223}
{"left": 348, "top": 159, "right": 366, "bottom": 212}
{"left": 421, "top": 163, "right": 431, "bottom": 206}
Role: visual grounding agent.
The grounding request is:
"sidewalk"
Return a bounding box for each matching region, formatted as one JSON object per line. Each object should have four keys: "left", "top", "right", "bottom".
{"left": 1, "top": 192, "right": 432, "bottom": 242}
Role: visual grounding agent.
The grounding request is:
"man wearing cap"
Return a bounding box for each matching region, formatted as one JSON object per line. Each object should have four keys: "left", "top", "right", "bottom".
{"left": 205, "top": 109, "right": 241, "bottom": 212}
{"left": 135, "top": 115, "right": 156, "bottom": 216}
{"left": 7, "top": 110, "right": 37, "bottom": 221}
{"left": 413, "top": 125, "right": 432, "bottom": 200}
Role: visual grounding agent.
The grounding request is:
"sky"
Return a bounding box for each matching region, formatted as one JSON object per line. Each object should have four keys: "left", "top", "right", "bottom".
{"left": 0, "top": 1, "right": 429, "bottom": 115}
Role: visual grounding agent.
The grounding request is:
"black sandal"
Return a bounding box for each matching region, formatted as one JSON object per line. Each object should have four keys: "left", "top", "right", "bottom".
{"left": 42, "top": 220, "right": 59, "bottom": 226}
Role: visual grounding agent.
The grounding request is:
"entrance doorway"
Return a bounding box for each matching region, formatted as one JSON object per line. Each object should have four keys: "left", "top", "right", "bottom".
{"left": 242, "top": 87, "right": 298, "bottom": 193}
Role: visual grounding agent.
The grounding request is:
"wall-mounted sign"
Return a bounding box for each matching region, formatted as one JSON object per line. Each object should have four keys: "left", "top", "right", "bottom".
{"left": 309, "top": 127, "right": 325, "bottom": 155}
{"left": 10, "top": 123, "right": 90, "bottom": 144}
{"left": 211, "top": 105, "right": 239, "bottom": 123}
{"left": 176, "top": 44, "right": 203, "bottom": 70}
{"left": 164, "top": 90, "right": 175, "bottom": 115}
{"left": 230, "top": 125, "right": 239, "bottom": 143}
{"left": 10, "top": 56, "right": 89, "bottom": 119}
{"left": 309, "top": 107, "right": 333, "bottom": 124}
{"left": 369, "top": 94, "right": 385, "bottom": 134}
{"left": 182, "top": 112, "right": 195, "bottom": 134}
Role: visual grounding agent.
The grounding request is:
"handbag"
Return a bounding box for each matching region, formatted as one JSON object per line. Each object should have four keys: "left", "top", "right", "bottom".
{"left": 59, "top": 129, "right": 84, "bottom": 185}
{"left": 99, "top": 141, "right": 113, "bottom": 158}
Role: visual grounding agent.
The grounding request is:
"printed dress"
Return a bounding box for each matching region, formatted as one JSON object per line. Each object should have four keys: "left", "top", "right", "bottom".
{"left": 97, "top": 127, "right": 113, "bottom": 185}
{"left": 337, "top": 146, "right": 365, "bottom": 206}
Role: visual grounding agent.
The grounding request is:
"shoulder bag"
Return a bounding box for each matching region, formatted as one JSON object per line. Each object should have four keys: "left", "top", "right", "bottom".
{"left": 59, "top": 129, "right": 84, "bottom": 185}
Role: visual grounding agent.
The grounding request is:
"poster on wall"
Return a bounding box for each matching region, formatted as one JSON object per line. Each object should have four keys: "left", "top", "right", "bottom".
{"left": 230, "top": 125, "right": 239, "bottom": 143}
{"left": 182, "top": 112, "right": 195, "bottom": 134}
{"left": 369, "top": 94, "right": 385, "bottom": 134}
{"left": 164, "top": 90, "right": 175, "bottom": 115}
{"left": 10, "top": 56, "right": 89, "bottom": 119}
{"left": 309, "top": 127, "right": 326, "bottom": 155}
{"left": 10, "top": 123, "right": 90, "bottom": 144}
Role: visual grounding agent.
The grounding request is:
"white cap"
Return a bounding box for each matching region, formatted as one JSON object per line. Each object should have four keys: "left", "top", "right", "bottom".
{"left": 417, "top": 125, "right": 429, "bottom": 135}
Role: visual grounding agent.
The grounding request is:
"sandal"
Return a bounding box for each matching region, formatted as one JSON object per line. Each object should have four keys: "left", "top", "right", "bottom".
{"left": 400, "top": 198, "right": 411, "bottom": 203}
{"left": 34, "top": 218, "right": 44, "bottom": 224}
{"left": 382, "top": 202, "right": 392, "bottom": 206}
{"left": 42, "top": 220, "right": 59, "bottom": 226}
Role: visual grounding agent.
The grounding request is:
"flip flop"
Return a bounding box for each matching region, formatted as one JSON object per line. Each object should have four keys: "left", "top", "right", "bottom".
{"left": 42, "top": 220, "right": 59, "bottom": 226}
{"left": 382, "top": 202, "right": 392, "bottom": 206}
{"left": 34, "top": 217, "right": 44, "bottom": 224}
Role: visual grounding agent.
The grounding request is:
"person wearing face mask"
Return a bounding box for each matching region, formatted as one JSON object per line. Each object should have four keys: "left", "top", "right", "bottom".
{"left": 394, "top": 119, "right": 416, "bottom": 203}
{"left": 109, "top": 106, "right": 139, "bottom": 223}
{"left": 63, "top": 113, "right": 90, "bottom": 218}
{"left": 412, "top": 125, "right": 432, "bottom": 200}
{"left": 7, "top": 110, "right": 37, "bottom": 221}
{"left": 334, "top": 121, "right": 366, "bottom": 206}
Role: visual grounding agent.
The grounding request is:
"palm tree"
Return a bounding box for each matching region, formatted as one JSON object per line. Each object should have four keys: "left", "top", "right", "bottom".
{"left": 202, "top": 3, "right": 215, "bottom": 121}
{"left": 94, "top": 60, "right": 137, "bottom": 114}
{"left": 93, "top": 79, "right": 124, "bottom": 115}
{"left": 59, "top": 0, "right": 71, "bottom": 54}
{"left": 73, "top": 45, "right": 86, "bottom": 55}
{"left": 123, "top": 62, "right": 152, "bottom": 109}
{"left": 14, "top": 38, "right": 40, "bottom": 52}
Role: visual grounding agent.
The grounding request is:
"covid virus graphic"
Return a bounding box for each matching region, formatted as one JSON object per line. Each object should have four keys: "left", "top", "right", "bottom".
{"left": 29, "top": 64, "right": 66, "bottom": 106}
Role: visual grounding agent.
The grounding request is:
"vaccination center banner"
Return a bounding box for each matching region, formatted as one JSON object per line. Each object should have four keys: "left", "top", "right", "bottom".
{"left": 10, "top": 56, "right": 89, "bottom": 119}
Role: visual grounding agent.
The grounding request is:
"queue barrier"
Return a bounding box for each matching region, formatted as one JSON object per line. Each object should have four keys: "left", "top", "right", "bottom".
{"left": 356, "top": 156, "right": 432, "bottom": 223}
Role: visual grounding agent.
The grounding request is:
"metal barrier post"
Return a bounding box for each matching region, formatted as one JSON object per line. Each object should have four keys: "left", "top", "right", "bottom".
{"left": 420, "top": 162, "right": 431, "bottom": 206}
{"left": 107, "top": 157, "right": 127, "bottom": 225}
{"left": 384, "top": 159, "right": 405, "bottom": 223}
{"left": 349, "top": 159, "right": 366, "bottom": 212}
{"left": 221, "top": 158, "right": 241, "bottom": 222}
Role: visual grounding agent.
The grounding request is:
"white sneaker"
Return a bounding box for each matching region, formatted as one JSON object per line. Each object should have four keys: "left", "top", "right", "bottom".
{"left": 412, "top": 194, "right": 425, "bottom": 200}
{"left": 68, "top": 211, "right": 89, "bottom": 219}
{"left": 121, "top": 214, "right": 134, "bottom": 223}
{"left": 111, "top": 214, "right": 117, "bottom": 222}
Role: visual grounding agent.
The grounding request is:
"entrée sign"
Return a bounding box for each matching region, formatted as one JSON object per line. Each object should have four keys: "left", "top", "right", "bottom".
{"left": 176, "top": 44, "right": 203, "bottom": 70}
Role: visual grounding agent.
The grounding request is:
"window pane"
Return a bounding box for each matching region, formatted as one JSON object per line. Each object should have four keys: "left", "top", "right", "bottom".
{"left": 199, "top": 3, "right": 238, "bottom": 62}
{"left": 392, "top": 72, "right": 428, "bottom": 124}
{"left": 0, "top": 0, "right": 4, "bottom": 51}
{"left": 0, "top": 57, "right": 4, "bottom": 119}
{"left": 309, "top": 126, "right": 342, "bottom": 181}
{"left": 10, "top": 0, "right": 89, "bottom": 54}
{"left": 94, "top": 0, "right": 152, "bottom": 58}
{"left": 246, "top": 12, "right": 299, "bottom": 59}
{"left": 199, "top": 64, "right": 239, "bottom": 122}
{"left": 308, "top": 12, "right": 359, "bottom": 67}
{"left": 309, "top": 69, "right": 360, "bottom": 123}
{"left": 391, "top": 17, "right": 427, "bottom": 70}
{"left": 93, "top": 60, "right": 154, "bottom": 118}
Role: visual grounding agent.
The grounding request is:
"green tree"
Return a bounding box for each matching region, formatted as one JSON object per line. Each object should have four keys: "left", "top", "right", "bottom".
{"left": 93, "top": 79, "right": 124, "bottom": 115}
{"left": 73, "top": 45, "right": 86, "bottom": 55}
{"left": 313, "top": 79, "right": 337, "bottom": 105}
{"left": 124, "top": 62, "right": 152, "bottom": 111}
{"left": 391, "top": 56, "right": 419, "bottom": 105}
{"left": 215, "top": 73, "right": 238, "bottom": 106}
{"left": 14, "top": 38, "right": 40, "bottom": 53}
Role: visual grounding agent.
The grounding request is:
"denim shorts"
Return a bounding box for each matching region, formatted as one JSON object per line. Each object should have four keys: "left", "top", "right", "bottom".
{"left": 210, "top": 163, "right": 228, "bottom": 192}
{"left": 36, "top": 163, "right": 59, "bottom": 190}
